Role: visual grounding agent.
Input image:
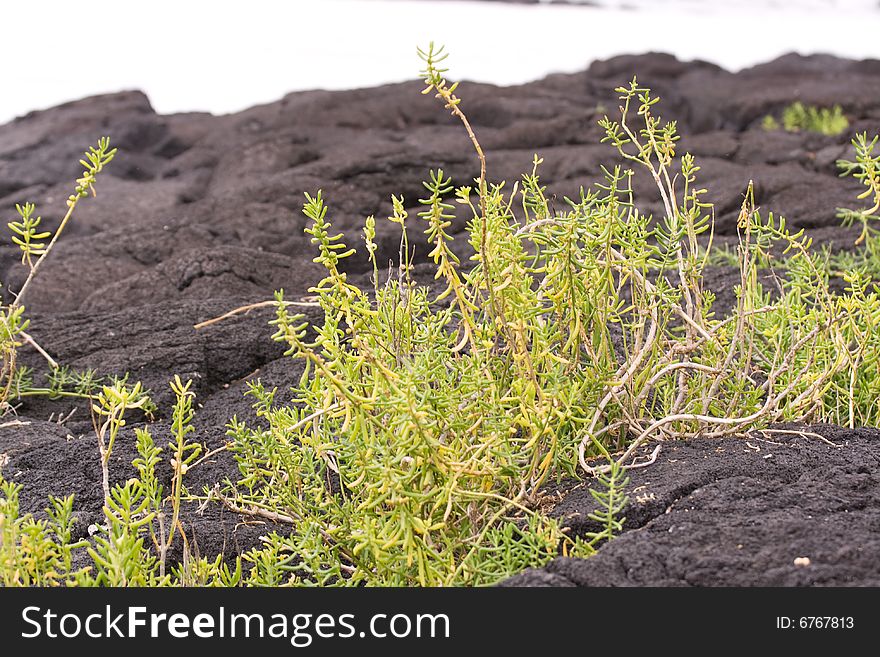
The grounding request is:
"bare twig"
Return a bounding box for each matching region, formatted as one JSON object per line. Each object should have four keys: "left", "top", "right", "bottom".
{"left": 625, "top": 443, "right": 662, "bottom": 471}
{"left": 0, "top": 420, "right": 30, "bottom": 428}
{"left": 585, "top": 404, "right": 779, "bottom": 477}
{"left": 211, "top": 485, "right": 358, "bottom": 573}
{"left": 751, "top": 427, "right": 842, "bottom": 448}
{"left": 215, "top": 490, "right": 297, "bottom": 525}
{"left": 19, "top": 331, "right": 58, "bottom": 369}
{"left": 187, "top": 442, "right": 231, "bottom": 471}
{"left": 194, "top": 299, "right": 320, "bottom": 330}
{"left": 579, "top": 301, "right": 658, "bottom": 469}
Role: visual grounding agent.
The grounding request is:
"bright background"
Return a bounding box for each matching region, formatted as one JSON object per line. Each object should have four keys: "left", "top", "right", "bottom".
{"left": 1, "top": 0, "right": 879, "bottom": 124}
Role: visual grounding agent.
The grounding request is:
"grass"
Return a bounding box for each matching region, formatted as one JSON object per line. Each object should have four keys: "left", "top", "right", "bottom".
{"left": 2, "top": 44, "right": 880, "bottom": 586}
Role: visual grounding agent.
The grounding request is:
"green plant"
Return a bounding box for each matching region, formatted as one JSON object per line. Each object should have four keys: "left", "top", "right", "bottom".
{"left": 0, "top": 377, "right": 240, "bottom": 586}
{"left": 133, "top": 376, "right": 203, "bottom": 576}
{"left": 762, "top": 101, "right": 849, "bottom": 136}
{"left": 761, "top": 114, "right": 780, "bottom": 131}
{"left": 837, "top": 132, "right": 880, "bottom": 246}
{"left": 91, "top": 379, "right": 153, "bottom": 508}
{"left": 7, "top": 46, "right": 880, "bottom": 588}
{"left": 0, "top": 481, "right": 87, "bottom": 586}
{"left": 219, "top": 44, "right": 613, "bottom": 586}
{"left": 215, "top": 51, "right": 879, "bottom": 587}
{"left": 2, "top": 138, "right": 115, "bottom": 410}
{"left": 583, "top": 460, "right": 629, "bottom": 546}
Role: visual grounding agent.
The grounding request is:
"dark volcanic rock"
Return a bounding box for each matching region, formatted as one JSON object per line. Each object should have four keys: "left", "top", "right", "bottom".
{"left": 503, "top": 425, "right": 880, "bottom": 586}
{"left": 1, "top": 53, "right": 879, "bottom": 584}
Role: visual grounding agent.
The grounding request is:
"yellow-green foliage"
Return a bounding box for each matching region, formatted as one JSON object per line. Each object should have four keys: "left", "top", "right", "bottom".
{"left": 763, "top": 102, "right": 849, "bottom": 136}
{"left": 0, "top": 379, "right": 239, "bottom": 587}
{"left": 220, "top": 59, "right": 880, "bottom": 585}
{"left": 5, "top": 46, "right": 880, "bottom": 587}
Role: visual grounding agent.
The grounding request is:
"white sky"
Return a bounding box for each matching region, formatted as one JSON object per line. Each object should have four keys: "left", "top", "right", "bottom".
{"left": 1, "top": 0, "right": 879, "bottom": 124}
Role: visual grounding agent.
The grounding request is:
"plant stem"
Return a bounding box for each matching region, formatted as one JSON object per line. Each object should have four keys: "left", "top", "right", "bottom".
{"left": 13, "top": 201, "right": 78, "bottom": 309}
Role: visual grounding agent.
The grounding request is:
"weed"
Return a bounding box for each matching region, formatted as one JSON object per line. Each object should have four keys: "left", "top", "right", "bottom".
{"left": 5, "top": 45, "right": 880, "bottom": 587}
{"left": 583, "top": 460, "right": 629, "bottom": 547}
{"left": 91, "top": 380, "right": 153, "bottom": 508}
{"left": 763, "top": 102, "right": 849, "bottom": 136}
{"left": 2, "top": 140, "right": 116, "bottom": 410}
{"left": 0, "top": 377, "right": 231, "bottom": 586}
{"left": 136, "top": 376, "right": 202, "bottom": 576}
{"left": 218, "top": 50, "right": 875, "bottom": 586}
{"left": 837, "top": 132, "right": 880, "bottom": 245}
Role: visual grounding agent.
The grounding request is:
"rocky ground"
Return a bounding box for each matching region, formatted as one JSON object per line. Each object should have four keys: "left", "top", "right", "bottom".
{"left": 1, "top": 52, "right": 878, "bottom": 585}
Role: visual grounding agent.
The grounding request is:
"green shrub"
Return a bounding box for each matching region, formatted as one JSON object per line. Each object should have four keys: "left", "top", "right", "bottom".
{"left": 217, "top": 47, "right": 880, "bottom": 585}
{"left": 4, "top": 45, "right": 880, "bottom": 587}
{"left": 763, "top": 101, "right": 849, "bottom": 136}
